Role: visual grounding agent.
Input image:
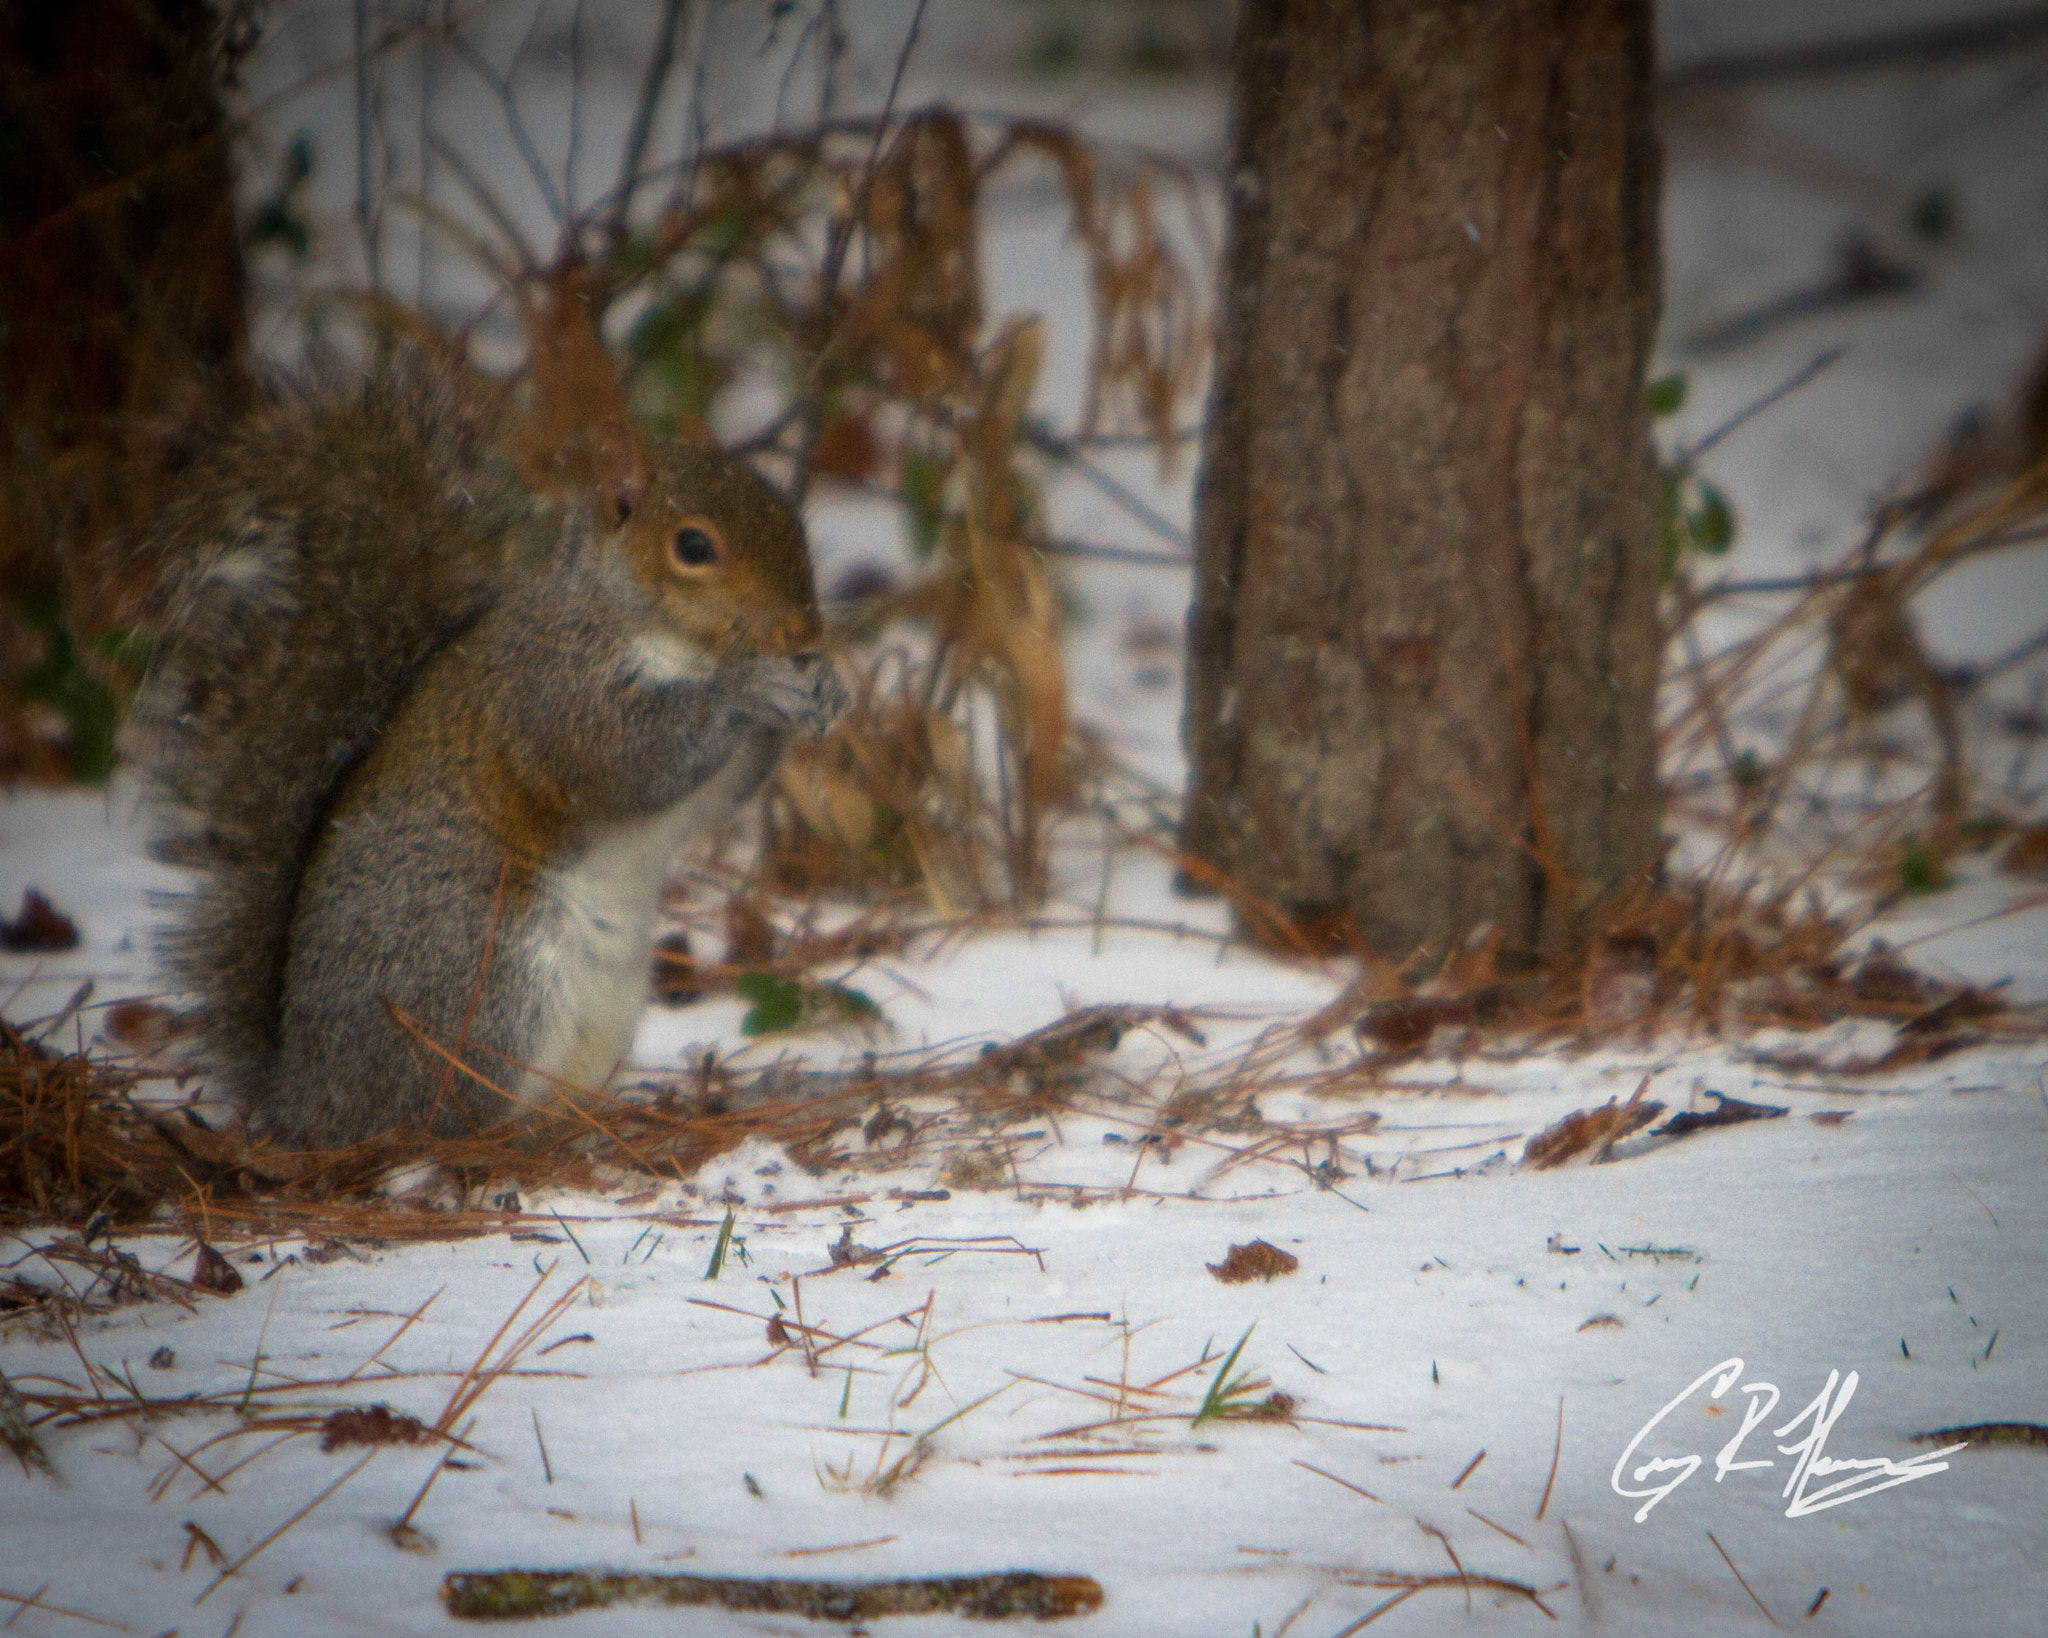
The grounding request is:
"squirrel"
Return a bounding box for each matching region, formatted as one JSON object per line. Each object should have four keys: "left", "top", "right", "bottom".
{"left": 131, "top": 363, "right": 846, "bottom": 1148}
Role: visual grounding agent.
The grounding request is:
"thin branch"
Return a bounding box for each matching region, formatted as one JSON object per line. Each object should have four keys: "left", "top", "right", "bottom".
{"left": 195, "top": 1450, "right": 379, "bottom": 1604}
{"left": 1024, "top": 422, "right": 1191, "bottom": 550}
{"left": 1663, "top": 6, "right": 2048, "bottom": 93}
{"left": 564, "top": 0, "right": 588, "bottom": 220}
{"left": 449, "top": 35, "right": 566, "bottom": 224}
{"left": 816, "top": 0, "right": 845, "bottom": 128}
{"left": 862, "top": 0, "right": 929, "bottom": 195}
{"left": 354, "top": 0, "right": 382, "bottom": 291}
{"left": 416, "top": 4, "right": 439, "bottom": 304}
{"left": 792, "top": 0, "right": 931, "bottom": 504}
{"left": 1678, "top": 348, "right": 1845, "bottom": 465}
{"left": 426, "top": 133, "right": 543, "bottom": 272}
{"left": 1685, "top": 520, "right": 2048, "bottom": 606}
{"left": 772, "top": 3, "right": 831, "bottom": 134}
{"left": 1045, "top": 535, "right": 1189, "bottom": 568}
{"left": 613, "top": 0, "right": 688, "bottom": 233}
{"left": 8, "top": 7, "right": 457, "bottom": 254}
{"left": 1973, "top": 622, "right": 2048, "bottom": 682}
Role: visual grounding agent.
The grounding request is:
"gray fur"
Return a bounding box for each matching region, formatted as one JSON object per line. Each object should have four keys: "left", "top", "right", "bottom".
{"left": 135, "top": 365, "right": 842, "bottom": 1146}
{"left": 134, "top": 365, "right": 524, "bottom": 1122}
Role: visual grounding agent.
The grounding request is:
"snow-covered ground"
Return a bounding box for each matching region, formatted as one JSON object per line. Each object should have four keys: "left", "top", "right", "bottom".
{"left": 4, "top": 4, "right": 2047, "bottom": 1634}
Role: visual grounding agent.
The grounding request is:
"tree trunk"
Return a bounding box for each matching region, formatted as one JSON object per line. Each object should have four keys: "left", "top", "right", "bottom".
{"left": 1181, "top": 0, "right": 1664, "bottom": 965}
{"left": 0, "top": 0, "right": 250, "bottom": 772}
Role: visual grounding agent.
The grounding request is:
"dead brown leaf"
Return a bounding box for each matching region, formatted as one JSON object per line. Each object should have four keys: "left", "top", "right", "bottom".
{"left": 0, "top": 889, "right": 78, "bottom": 952}
{"left": 320, "top": 1403, "right": 435, "bottom": 1452}
{"left": 1522, "top": 1089, "right": 1665, "bottom": 1169}
{"left": 1207, "top": 1240, "right": 1299, "bottom": 1284}
{"left": 190, "top": 1241, "right": 243, "bottom": 1294}
{"left": 2000, "top": 824, "right": 2048, "bottom": 879}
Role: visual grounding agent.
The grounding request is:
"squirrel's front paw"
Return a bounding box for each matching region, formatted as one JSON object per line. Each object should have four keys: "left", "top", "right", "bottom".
{"left": 750, "top": 652, "right": 850, "bottom": 736}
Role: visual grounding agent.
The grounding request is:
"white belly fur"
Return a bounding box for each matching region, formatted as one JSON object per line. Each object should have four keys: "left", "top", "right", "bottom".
{"left": 514, "top": 750, "right": 762, "bottom": 1107}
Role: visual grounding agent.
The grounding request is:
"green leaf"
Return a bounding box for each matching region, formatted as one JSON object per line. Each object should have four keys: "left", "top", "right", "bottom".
{"left": 12, "top": 591, "right": 121, "bottom": 782}
{"left": 1192, "top": 1325, "right": 1258, "bottom": 1427}
{"left": 900, "top": 450, "right": 947, "bottom": 558}
{"left": 817, "top": 982, "right": 879, "bottom": 1022}
{"left": 95, "top": 627, "right": 154, "bottom": 670}
{"left": 1904, "top": 183, "right": 1959, "bottom": 245}
{"left": 698, "top": 201, "right": 750, "bottom": 258}
{"left": 703, "top": 1207, "right": 737, "bottom": 1280}
{"left": 1686, "top": 483, "right": 1735, "bottom": 555}
{"left": 1898, "top": 838, "right": 1951, "bottom": 896}
{"left": 625, "top": 287, "right": 728, "bottom": 431}
{"left": 1655, "top": 467, "right": 1685, "bottom": 582}
{"left": 245, "top": 132, "right": 316, "bottom": 260}
{"left": 735, "top": 972, "right": 805, "bottom": 1036}
{"left": 1027, "top": 18, "right": 1083, "bottom": 75}
{"left": 1645, "top": 373, "right": 1687, "bottom": 417}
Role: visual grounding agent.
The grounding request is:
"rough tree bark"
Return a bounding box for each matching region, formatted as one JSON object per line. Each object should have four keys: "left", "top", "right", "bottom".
{"left": 0, "top": 0, "right": 250, "bottom": 772}
{"left": 1181, "top": 0, "right": 1664, "bottom": 964}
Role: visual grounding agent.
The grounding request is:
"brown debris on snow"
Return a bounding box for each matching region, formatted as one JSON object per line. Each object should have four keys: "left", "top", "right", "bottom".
{"left": 1522, "top": 1088, "right": 1665, "bottom": 1169}
{"left": 0, "top": 888, "right": 79, "bottom": 953}
{"left": 1206, "top": 1239, "right": 1300, "bottom": 1284}
{"left": 1651, "top": 1091, "right": 1788, "bottom": 1139}
{"left": 104, "top": 999, "right": 183, "bottom": 1051}
{"left": 189, "top": 1240, "right": 243, "bottom": 1293}
{"left": 1, "top": 1015, "right": 210, "bottom": 1225}
{"left": 1747, "top": 983, "right": 2012, "bottom": 1076}
{"left": 320, "top": 1403, "right": 435, "bottom": 1452}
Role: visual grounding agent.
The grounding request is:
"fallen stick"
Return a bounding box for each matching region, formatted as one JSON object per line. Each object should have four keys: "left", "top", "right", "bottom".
{"left": 443, "top": 1567, "right": 1104, "bottom": 1622}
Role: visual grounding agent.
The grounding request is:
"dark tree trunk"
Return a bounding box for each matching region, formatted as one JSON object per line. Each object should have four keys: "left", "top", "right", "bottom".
{"left": 1181, "top": 0, "right": 1664, "bottom": 965}
{"left": 0, "top": 0, "right": 251, "bottom": 769}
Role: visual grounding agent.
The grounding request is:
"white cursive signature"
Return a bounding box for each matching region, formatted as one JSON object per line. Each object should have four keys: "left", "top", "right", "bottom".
{"left": 1611, "top": 1357, "right": 1967, "bottom": 1522}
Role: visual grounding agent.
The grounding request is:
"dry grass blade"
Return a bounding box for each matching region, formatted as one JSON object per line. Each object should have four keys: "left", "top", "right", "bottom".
{"left": 0, "top": 1016, "right": 202, "bottom": 1229}
{"left": 1535, "top": 1397, "right": 1564, "bottom": 1522}
{"left": 1325, "top": 1566, "right": 1557, "bottom": 1630}
{"left": 431, "top": 1266, "right": 589, "bottom": 1438}
{"left": 1706, "top": 1530, "right": 1776, "bottom": 1625}
{"left": 0, "top": 1584, "right": 132, "bottom": 1632}
{"left": 193, "top": 1450, "right": 378, "bottom": 1605}
{"left": 1293, "top": 1459, "right": 1384, "bottom": 1506}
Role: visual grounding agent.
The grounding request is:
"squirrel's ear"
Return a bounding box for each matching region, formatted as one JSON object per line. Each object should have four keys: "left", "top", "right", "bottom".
{"left": 592, "top": 417, "right": 649, "bottom": 525}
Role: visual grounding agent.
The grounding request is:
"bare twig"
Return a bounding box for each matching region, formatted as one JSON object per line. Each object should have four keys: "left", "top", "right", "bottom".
{"left": 449, "top": 35, "right": 567, "bottom": 223}
{"left": 427, "top": 133, "right": 543, "bottom": 271}
{"left": 1678, "top": 349, "right": 1845, "bottom": 465}
{"left": 1663, "top": 6, "right": 2048, "bottom": 93}
{"left": 613, "top": 0, "right": 689, "bottom": 234}
{"left": 353, "top": 0, "right": 382, "bottom": 292}
{"left": 1024, "top": 421, "right": 1191, "bottom": 550}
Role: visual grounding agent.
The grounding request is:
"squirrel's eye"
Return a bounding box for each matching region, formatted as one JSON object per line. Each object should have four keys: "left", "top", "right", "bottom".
{"left": 671, "top": 525, "right": 720, "bottom": 567}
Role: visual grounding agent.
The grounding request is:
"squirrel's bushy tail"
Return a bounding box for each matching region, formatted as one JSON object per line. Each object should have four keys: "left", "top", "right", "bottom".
{"left": 133, "top": 362, "right": 527, "bottom": 1111}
